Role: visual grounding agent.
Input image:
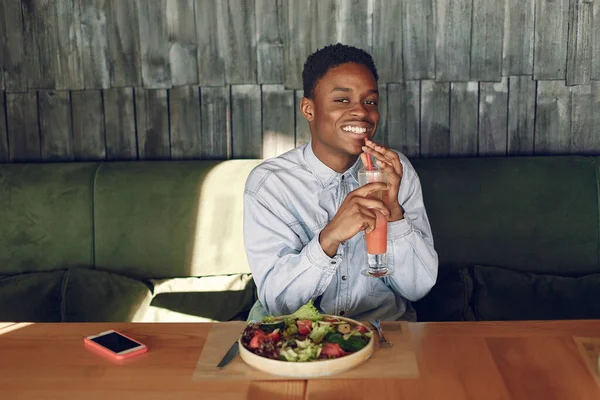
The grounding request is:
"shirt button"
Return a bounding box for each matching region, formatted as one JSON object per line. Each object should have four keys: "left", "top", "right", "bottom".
{"left": 330, "top": 261, "right": 336, "bottom": 265}
{"left": 341, "top": 175, "right": 344, "bottom": 180}
{"left": 342, "top": 275, "right": 347, "bottom": 281}
{"left": 340, "top": 311, "right": 345, "bottom": 316}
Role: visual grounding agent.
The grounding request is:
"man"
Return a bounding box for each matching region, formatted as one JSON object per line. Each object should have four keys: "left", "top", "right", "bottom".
{"left": 243, "top": 43, "right": 438, "bottom": 322}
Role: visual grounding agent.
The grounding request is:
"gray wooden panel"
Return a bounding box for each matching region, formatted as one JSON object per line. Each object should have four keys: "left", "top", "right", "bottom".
{"left": 534, "top": 80, "right": 571, "bottom": 154}
{"left": 71, "top": 90, "right": 106, "bottom": 160}
{"left": 421, "top": 80, "right": 450, "bottom": 157}
{"left": 231, "top": 85, "right": 262, "bottom": 158}
{"left": 21, "top": 0, "right": 59, "bottom": 89}
{"left": 373, "top": 0, "right": 403, "bottom": 83}
{"left": 593, "top": 0, "right": 600, "bottom": 79}
{"left": 479, "top": 78, "right": 508, "bottom": 156}
{"left": 200, "top": 86, "right": 230, "bottom": 159}
{"left": 195, "top": 0, "right": 225, "bottom": 86}
{"left": 107, "top": 0, "right": 141, "bottom": 87}
{"left": 223, "top": 0, "right": 257, "bottom": 84}
{"left": 374, "top": 84, "right": 388, "bottom": 149}
{"left": 262, "top": 85, "right": 295, "bottom": 159}
{"left": 135, "top": 88, "right": 170, "bottom": 159}
{"left": 534, "top": 0, "right": 569, "bottom": 80}
{"left": 570, "top": 84, "right": 597, "bottom": 153}
{"left": 284, "top": 0, "right": 314, "bottom": 89}
{"left": 471, "top": 0, "right": 505, "bottom": 81}
{"left": 256, "top": 0, "right": 285, "bottom": 84}
{"left": 502, "top": 0, "right": 534, "bottom": 75}
{"left": 387, "top": 82, "right": 420, "bottom": 157}
{"left": 337, "top": 0, "right": 371, "bottom": 52}
{"left": 103, "top": 87, "right": 137, "bottom": 160}
{"left": 0, "top": 93, "right": 8, "bottom": 162}
{"left": 592, "top": 82, "right": 600, "bottom": 150}
{"left": 403, "top": 0, "right": 435, "bottom": 80}
{"left": 39, "top": 90, "right": 74, "bottom": 161}
{"left": 169, "top": 85, "right": 202, "bottom": 159}
{"left": 167, "top": 0, "right": 199, "bottom": 86}
{"left": 435, "top": 0, "right": 472, "bottom": 82}
{"left": 508, "top": 76, "right": 536, "bottom": 155}
{"left": 0, "top": 1, "right": 27, "bottom": 91}
{"left": 567, "top": 0, "right": 593, "bottom": 85}
{"left": 449, "top": 82, "right": 478, "bottom": 156}
{"left": 55, "top": 0, "right": 84, "bottom": 90}
{"left": 295, "top": 90, "right": 311, "bottom": 147}
{"left": 137, "top": 0, "right": 171, "bottom": 88}
{"left": 79, "top": 0, "right": 110, "bottom": 89}
{"left": 6, "top": 91, "right": 40, "bottom": 162}
{"left": 313, "top": 0, "right": 336, "bottom": 50}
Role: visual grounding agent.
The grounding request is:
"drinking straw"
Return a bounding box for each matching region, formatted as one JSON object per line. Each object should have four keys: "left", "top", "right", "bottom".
{"left": 364, "top": 139, "right": 374, "bottom": 171}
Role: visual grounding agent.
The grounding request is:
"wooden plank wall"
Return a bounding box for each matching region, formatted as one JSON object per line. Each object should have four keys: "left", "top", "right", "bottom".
{"left": 0, "top": 0, "right": 599, "bottom": 164}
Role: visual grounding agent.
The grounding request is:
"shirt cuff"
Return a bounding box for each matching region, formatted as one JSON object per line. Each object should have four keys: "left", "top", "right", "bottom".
{"left": 305, "top": 235, "right": 341, "bottom": 273}
{"left": 388, "top": 217, "right": 413, "bottom": 239}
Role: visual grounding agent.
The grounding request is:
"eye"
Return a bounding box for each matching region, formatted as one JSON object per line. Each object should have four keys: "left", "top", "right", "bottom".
{"left": 365, "top": 100, "right": 378, "bottom": 106}
{"left": 334, "top": 98, "right": 349, "bottom": 103}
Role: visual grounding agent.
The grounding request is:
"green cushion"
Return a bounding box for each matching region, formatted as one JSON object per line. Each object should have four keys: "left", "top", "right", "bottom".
{"left": 472, "top": 265, "right": 600, "bottom": 321}
{"left": 0, "top": 271, "right": 66, "bottom": 322}
{"left": 93, "top": 160, "right": 262, "bottom": 280}
{"left": 412, "top": 156, "right": 599, "bottom": 276}
{"left": 140, "top": 274, "right": 257, "bottom": 322}
{"left": 412, "top": 266, "right": 475, "bottom": 321}
{"left": 0, "top": 163, "right": 98, "bottom": 274}
{"left": 62, "top": 268, "right": 152, "bottom": 322}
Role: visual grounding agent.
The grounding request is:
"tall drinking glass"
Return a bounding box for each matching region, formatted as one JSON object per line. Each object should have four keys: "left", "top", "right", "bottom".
{"left": 357, "top": 166, "right": 393, "bottom": 277}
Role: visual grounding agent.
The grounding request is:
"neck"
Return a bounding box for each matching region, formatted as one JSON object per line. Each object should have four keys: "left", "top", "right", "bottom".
{"left": 311, "top": 142, "right": 358, "bottom": 173}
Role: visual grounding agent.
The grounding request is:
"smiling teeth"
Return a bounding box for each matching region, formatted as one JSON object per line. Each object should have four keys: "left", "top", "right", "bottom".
{"left": 343, "top": 126, "right": 367, "bottom": 134}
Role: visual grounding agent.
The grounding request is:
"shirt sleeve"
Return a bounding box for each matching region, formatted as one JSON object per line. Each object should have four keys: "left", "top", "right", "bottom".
{"left": 385, "top": 160, "right": 439, "bottom": 302}
{"left": 243, "top": 190, "right": 340, "bottom": 316}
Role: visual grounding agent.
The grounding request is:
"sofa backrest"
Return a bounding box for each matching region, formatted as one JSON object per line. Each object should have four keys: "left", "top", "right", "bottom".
{"left": 411, "top": 156, "right": 600, "bottom": 276}
{"left": 0, "top": 163, "right": 99, "bottom": 275}
{"left": 92, "top": 160, "right": 262, "bottom": 280}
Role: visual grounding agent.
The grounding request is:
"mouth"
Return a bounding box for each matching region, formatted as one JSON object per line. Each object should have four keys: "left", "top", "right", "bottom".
{"left": 341, "top": 124, "right": 372, "bottom": 138}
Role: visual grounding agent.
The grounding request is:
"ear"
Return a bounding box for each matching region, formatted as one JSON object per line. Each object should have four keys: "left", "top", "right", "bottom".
{"left": 300, "top": 97, "right": 315, "bottom": 122}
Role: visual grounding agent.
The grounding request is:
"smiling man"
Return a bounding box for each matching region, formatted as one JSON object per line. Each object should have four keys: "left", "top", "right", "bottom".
{"left": 243, "top": 43, "right": 438, "bottom": 322}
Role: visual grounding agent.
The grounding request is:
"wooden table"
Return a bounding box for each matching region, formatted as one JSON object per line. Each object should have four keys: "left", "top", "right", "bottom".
{"left": 1, "top": 320, "right": 599, "bottom": 400}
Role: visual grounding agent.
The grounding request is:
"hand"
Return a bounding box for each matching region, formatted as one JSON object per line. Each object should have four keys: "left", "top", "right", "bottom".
{"left": 361, "top": 139, "right": 404, "bottom": 221}
{"left": 319, "top": 182, "right": 390, "bottom": 257}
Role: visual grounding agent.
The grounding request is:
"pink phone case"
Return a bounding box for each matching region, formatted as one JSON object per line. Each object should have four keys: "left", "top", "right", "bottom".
{"left": 84, "top": 330, "right": 148, "bottom": 360}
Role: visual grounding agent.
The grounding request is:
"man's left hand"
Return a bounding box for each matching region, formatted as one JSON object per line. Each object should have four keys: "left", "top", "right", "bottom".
{"left": 361, "top": 139, "right": 405, "bottom": 222}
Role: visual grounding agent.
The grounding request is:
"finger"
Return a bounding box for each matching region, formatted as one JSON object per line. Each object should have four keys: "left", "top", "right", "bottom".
{"left": 364, "top": 140, "right": 403, "bottom": 175}
{"left": 353, "top": 182, "right": 389, "bottom": 197}
{"left": 358, "top": 210, "right": 377, "bottom": 234}
{"left": 356, "top": 197, "right": 391, "bottom": 219}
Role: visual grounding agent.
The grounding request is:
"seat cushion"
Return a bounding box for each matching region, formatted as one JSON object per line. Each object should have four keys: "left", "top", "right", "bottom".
{"left": 412, "top": 266, "right": 475, "bottom": 321}
{"left": 93, "top": 160, "right": 262, "bottom": 280}
{"left": 472, "top": 265, "right": 600, "bottom": 321}
{"left": 411, "top": 156, "right": 599, "bottom": 275}
{"left": 61, "top": 268, "right": 152, "bottom": 322}
{"left": 0, "top": 270, "right": 66, "bottom": 322}
{"left": 0, "top": 163, "right": 98, "bottom": 275}
{"left": 139, "top": 274, "right": 257, "bottom": 322}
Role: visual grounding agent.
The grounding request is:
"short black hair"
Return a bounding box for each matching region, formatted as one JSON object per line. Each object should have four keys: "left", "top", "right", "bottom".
{"left": 302, "top": 43, "right": 379, "bottom": 99}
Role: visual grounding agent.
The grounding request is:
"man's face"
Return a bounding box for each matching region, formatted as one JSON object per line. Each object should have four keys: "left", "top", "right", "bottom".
{"left": 301, "top": 62, "right": 380, "bottom": 169}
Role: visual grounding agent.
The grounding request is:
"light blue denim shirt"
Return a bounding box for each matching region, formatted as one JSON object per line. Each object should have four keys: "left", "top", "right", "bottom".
{"left": 243, "top": 142, "right": 438, "bottom": 321}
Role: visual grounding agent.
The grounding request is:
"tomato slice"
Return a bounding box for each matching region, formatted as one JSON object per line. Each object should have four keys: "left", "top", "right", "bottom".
{"left": 296, "top": 320, "right": 312, "bottom": 335}
{"left": 266, "top": 330, "right": 280, "bottom": 343}
{"left": 248, "top": 330, "right": 266, "bottom": 349}
{"left": 353, "top": 324, "right": 368, "bottom": 334}
{"left": 321, "top": 343, "right": 345, "bottom": 358}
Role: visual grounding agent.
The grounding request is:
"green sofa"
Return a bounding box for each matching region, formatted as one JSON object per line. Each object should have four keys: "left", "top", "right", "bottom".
{"left": 1, "top": 156, "right": 598, "bottom": 323}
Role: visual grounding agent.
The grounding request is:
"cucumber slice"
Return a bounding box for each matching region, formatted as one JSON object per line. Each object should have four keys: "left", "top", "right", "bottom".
{"left": 259, "top": 320, "right": 285, "bottom": 331}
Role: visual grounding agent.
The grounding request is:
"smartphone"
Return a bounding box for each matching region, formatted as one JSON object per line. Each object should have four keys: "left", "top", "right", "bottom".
{"left": 84, "top": 330, "right": 148, "bottom": 360}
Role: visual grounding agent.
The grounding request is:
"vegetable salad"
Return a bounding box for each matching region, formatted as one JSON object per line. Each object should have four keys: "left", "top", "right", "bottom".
{"left": 240, "top": 300, "right": 372, "bottom": 362}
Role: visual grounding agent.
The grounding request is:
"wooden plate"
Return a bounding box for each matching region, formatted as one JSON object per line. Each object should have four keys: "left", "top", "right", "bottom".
{"left": 238, "top": 315, "right": 375, "bottom": 378}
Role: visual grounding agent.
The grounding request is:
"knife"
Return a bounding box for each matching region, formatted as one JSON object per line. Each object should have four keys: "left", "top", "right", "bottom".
{"left": 217, "top": 341, "right": 239, "bottom": 368}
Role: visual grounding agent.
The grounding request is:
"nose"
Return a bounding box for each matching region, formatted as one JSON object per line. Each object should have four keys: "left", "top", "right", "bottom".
{"left": 350, "top": 101, "right": 368, "bottom": 118}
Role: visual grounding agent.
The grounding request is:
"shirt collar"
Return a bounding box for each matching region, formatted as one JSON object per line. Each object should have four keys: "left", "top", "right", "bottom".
{"left": 303, "top": 141, "right": 363, "bottom": 187}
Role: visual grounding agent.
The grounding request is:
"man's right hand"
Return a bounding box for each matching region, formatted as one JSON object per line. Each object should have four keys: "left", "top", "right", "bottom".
{"left": 319, "top": 182, "right": 391, "bottom": 257}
